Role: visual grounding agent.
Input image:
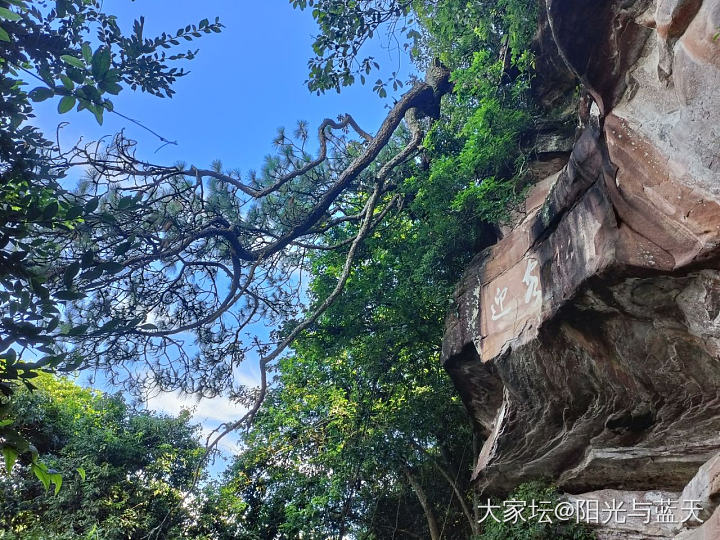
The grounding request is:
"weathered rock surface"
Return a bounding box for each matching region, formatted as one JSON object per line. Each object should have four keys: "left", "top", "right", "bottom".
{"left": 564, "top": 452, "right": 720, "bottom": 538}
{"left": 442, "top": 0, "right": 720, "bottom": 537}
{"left": 673, "top": 452, "right": 720, "bottom": 537}
{"left": 565, "top": 489, "right": 682, "bottom": 539}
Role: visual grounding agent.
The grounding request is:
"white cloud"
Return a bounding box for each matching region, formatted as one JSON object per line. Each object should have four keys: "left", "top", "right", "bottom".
{"left": 146, "top": 390, "right": 244, "bottom": 456}
{"left": 147, "top": 390, "right": 241, "bottom": 424}
{"left": 144, "top": 362, "right": 262, "bottom": 458}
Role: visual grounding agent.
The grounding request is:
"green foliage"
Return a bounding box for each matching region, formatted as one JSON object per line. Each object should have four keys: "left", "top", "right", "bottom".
{"left": 0, "top": 374, "right": 206, "bottom": 539}
{"left": 194, "top": 131, "right": 483, "bottom": 535}
{"left": 414, "top": 0, "right": 536, "bottom": 67}
{"left": 420, "top": 0, "right": 537, "bottom": 224}
{"left": 0, "top": 0, "right": 220, "bottom": 470}
{"left": 476, "top": 482, "right": 596, "bottom": 540}
{"left": 204, "top": 1, "right": 543, "bottom": 537}
{"left": 292, "top": 0, "right": 538, "bottom": 96}
{"left": 290, "top": 0, "right": 415, "bottom": 94}
{"left": 0, "top": 0, "right": 222, "bottom": 124}
{"left": 426, "top": 81, "right": 531, "bottom": 225}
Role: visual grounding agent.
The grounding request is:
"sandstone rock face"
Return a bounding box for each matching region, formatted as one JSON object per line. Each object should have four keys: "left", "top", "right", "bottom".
{"left": 442, "top": 0, "right": 720, "bottom": 537}
{"left": 565, "top": 489, "right": 682, "bottom": 539}
{"left": 565, "top": 452, "right": 720, "bottom": 538}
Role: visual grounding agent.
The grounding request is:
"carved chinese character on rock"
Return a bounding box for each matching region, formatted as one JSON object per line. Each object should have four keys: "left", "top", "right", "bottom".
{"left": 480, "top": 256, "right": 544, "bottom": 361}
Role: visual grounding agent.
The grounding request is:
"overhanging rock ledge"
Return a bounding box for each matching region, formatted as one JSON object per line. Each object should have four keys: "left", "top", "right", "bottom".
{"left": 441, "top": 0, "right": 720, "bottom": 537}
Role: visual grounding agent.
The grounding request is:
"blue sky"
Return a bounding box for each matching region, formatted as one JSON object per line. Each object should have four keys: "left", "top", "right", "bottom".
{"left": 31, "top": 1, "right": 415, "bottom": 472}
{"left": 34, "top": 1, "right": 413, "bottom": 172}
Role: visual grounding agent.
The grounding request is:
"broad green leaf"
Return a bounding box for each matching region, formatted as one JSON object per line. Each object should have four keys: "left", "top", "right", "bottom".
{"left": 113, "top": 242, "right": 132, "bottom": 256}
{"left": 82, "top": 43, "right": 92, "bottom": 63}
{"left": 56, "top": 0, "right": 68, "bottom": 17}
{"left": 99, "top": 318, "right": 122, "bottom": 332}
{"left": 50, "top": 472, "right": 62, "bottom": 495}
{"left": 67, "top": 66, "right": 85, "bottom": 84}
{"left": 91, "top": 47, "right": 111, "bottom": 80}
{"left": 65, "top": 204, "right": 84, "bottom": 220}
{"left": 100, "top": 81, "right": 122, "bottom": 95}
{"left": 79, "top": 266, "right": 103, "bottom": 281}
{"left": 58, "top": 95, "right": 76, "bottom": 114}
{"left": 60, "top": 55, "right": 85, "bottom": 69}
{"left": 32, "top": 463, "right": 51, "bottom": 491}
{"left": 28, "top": 87, "right": 54, "bottom": 102}
{"left": 101, "top": 261, "right": 124, "bottom": 274}
{"left": 2, "top": 446, "right": 18, "bottom": 473}
{"left": 85, "top": 102, "right": 104, "bottom": 125}
{"left": 60, "top": 75, "right": 74, "bottom": 90}
{"left": 67, "top": 324, "right": 89, "bottom": 336}
{"left": 4, "top": 348, "right": 16, "bottom": 363}
{"left": 0, "top": 25, "right": 9, "bottom": 42}
{"left": 84, "top": 197, "right": 100, "bottom": 213}
{"left": 63, "top": 261, "right": 80, "bottom": 287}
{"left": 0, "top": 7, "right": 21, "bottom": 21}
{"left": 46, "top": 317, "right": 59, "bottom": 333}
{"left": 42, "top": 201, "right": 59, "bottom": 219}
{"left": 81, "top": 250, "right": 95, "bottom": 267}
{"left": 76, "top": 467, "right": 86, "bottom": 481}
{"left": 55, "top": 290, "right": 86, "bottom": 301}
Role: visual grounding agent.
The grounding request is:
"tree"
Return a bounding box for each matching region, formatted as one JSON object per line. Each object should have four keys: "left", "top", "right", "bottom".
{"left": 0, "top": 0, "right": 590, "bottom": 537}
{"left": 0, "top": 0, "right": 220, "bottom": 464}
{"left": 39, "top": 0, "right": 540, "bottom": 447}
{"left": 0, "top": 373, "right": 206, "bottom": 539}
{"left": 194, "top": 285, "right": 474, "bottom": 538}
{"left": 188, "top": 1, "right": 548, "bottom": 537}
{"left": 476, "top": 482, "right": 595, "bottom": 540}
{"left": 43, "top": 60, "right": 452, "bottom": 441}
{"left": 4, "top": 0, "right": 538, "bottom": 487}
{"left": 290, "top": 0, "right": 416, "bottom": 95}
{"left": 291, "top": 0, "right": 537, "bottom": 96}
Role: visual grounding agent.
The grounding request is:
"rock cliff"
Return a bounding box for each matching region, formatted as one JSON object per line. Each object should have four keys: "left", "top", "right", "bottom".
{"left": 441, "top": 0, "right": 720, "bottom": 537}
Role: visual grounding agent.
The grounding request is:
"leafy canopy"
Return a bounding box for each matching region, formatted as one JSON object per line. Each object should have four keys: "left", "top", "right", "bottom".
{"left": 0, "top": 374, "right": 206, "bottom": 539}
{"left": 199, "top": 0, "right": 552, "bottom": 537}
{"left": 1, "top": 0, "right": 220, "bottom": 483}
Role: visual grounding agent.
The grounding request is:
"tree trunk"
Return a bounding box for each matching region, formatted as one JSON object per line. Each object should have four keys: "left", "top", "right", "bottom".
{"left": 430, "top": 459, "right": 479, "bottom": 536}
{"left": 410, "top": 438, "right": 478, "bottom": 536}
{"left": 403, "top": 465, "right": 441, "bottom": 540}
{"left": 472, "top": 430, "right": 480, "bottom": 526}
